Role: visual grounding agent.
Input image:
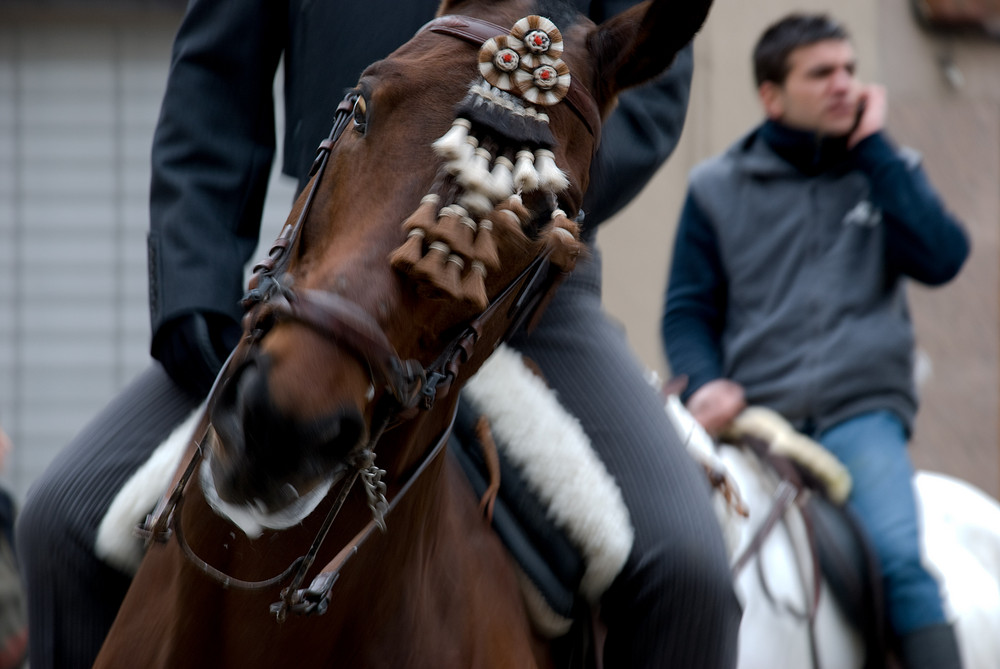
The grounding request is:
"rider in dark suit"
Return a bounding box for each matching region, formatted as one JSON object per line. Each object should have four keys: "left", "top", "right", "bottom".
{"left": 17, "top": 2, "right": 740, "bottom": 667}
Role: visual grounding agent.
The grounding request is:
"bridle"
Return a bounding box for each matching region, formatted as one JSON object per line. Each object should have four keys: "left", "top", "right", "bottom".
{"left": 136, "top": 14, "right": 602, "bottom": 621}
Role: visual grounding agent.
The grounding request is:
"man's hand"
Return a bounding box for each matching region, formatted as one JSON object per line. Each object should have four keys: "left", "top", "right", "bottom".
{"left": 847, "top": 83, "right": 887, "bottom": 149}
{"left": 152, "top": 312, "right": 241, "bottom": 398}
{"left": 686, "top": 379, "right": 747, "bottom": 437}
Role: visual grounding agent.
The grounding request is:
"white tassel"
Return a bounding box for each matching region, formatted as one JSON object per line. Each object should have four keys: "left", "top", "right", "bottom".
{"left": 513, "top": 149, "right": 539, "bottom": 192}
{"left": 457, "top": 147, "right": 493, "bottom": 194}
{"left": 445, "top": 135, "right": 479, "bottom": 177}
{"left": 432, "top": 118, "right": 472, "bottom": 161}
{"left": 458, "top": 191, "right": 495, "bottom": 218}
{"left": 534, "top": 149, "right": 569, "bottom": 193}
{"left": 489, "top": 156, "right": 515, "bottom": 201}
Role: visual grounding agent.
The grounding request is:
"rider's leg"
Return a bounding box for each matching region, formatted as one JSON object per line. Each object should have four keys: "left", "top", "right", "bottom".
{"left": 819, "top": 410, "right": 962, "bottom": 669}
{"left": 509, "top": 249, "right": 741, "bottom": 669}
{"left": 15, "top": 364, "right": 201, "bottom": 669}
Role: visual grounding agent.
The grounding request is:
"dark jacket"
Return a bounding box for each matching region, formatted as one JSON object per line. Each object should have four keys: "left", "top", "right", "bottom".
{"left": 662, "top": 120, "right": 969, "bottom": 434}
{"left": 147, "top": 0, "right": 694, "bottom": 345}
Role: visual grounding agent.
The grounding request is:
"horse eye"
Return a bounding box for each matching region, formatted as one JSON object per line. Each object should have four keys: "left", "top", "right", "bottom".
{"left": 353, "top": 96, "right": 368, "bottom": 134}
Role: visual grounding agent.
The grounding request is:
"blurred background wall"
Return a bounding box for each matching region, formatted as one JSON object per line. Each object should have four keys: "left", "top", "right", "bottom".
{"left": 1, "top": 0, "right": 997, "bottom": 502}
{"left": 0, "top": 1, "right": 297, "bottom": 501}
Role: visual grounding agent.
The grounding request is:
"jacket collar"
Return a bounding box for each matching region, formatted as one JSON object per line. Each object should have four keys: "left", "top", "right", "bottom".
{"left": 735, "top": 120, "right": 852, "bottom": 177}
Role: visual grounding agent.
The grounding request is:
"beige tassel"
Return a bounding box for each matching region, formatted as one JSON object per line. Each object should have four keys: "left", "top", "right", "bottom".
{"left": 543, "top": 209, "right": 585, "bottom": 272}
{"left": 460, "top": 260, "right": 489, "bottom": 311}
{"left": 411, "top": 240, "right": 450, "bottom": 288}
{"left": 440, "top": 253, "right": 464, "bottom": 298}
{"left": 390, "top": 194, "right": 439, "bottom": 272}
{"left": 434, "top": 206, "right": 476, "bottom": 258}
{"left": 496, "top": 194, "right": 530, "bottom": 229}
{"left": 401, "top": 194, "right": 440, "bottom": 233}
{"left": 472, "top": 219, "right": 500, "bottom": 272}
{"left": 389, "top": 228, "right": 425, "bottom": 273}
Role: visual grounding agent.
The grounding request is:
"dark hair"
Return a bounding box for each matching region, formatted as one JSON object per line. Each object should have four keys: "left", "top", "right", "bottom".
{"left": 753, "top": 14, "right": 850, "bottom": 86}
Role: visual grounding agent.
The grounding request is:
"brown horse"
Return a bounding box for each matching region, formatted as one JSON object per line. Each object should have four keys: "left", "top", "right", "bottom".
{"left": 94, "top": 1, "right": 712, "bottom": 666}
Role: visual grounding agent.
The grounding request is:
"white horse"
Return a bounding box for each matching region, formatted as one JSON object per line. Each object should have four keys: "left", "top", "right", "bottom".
{"left": 664, "top": 393, "right": 1000, "bottom": 669}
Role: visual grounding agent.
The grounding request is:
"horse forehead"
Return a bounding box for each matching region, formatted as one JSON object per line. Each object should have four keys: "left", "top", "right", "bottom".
{"left": 373, "top": 7, "right": 597, "bottom": 80}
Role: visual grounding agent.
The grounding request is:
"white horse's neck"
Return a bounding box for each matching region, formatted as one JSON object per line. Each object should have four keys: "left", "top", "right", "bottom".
{"left": 664, "top": 393, "right": 1000, "bottom": 669}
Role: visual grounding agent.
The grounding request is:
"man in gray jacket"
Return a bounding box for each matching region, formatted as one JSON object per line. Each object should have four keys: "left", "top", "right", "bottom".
{"left": 662, "top": 13, "right": 969, "bottom": 669}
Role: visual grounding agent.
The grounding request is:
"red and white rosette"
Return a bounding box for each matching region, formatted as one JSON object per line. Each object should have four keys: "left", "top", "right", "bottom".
{"left": 513, "top": 56, "right": 570, "bottom": 106}
{"left": 477, "top": 15, "right": 571, "bottom": 107}
{"left": 478, "top": 34, "right": 524, "bottom": 92}
{"left": 510, "top": 15, "right": 564, "bottom": 69}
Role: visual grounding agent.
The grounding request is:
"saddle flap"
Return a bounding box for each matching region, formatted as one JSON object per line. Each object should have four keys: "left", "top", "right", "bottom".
{"left": 450, "top": 399, "right": 584, "bottom": 632}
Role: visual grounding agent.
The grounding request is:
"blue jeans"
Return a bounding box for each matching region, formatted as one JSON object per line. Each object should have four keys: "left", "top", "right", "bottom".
{"left": 818, "top": 410, "right": 947, "bottom": 635}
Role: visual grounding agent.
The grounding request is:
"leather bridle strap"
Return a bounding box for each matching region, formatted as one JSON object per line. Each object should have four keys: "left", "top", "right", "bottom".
{"left": 731, "top": 436, "right": 824, "bottom": 669}
{"left": 266, "top": 250, "right": 560, "bottom": 618}
{"left": 263, "top": 290, "right": 426, "bottom": 410}
{"left": 270, "top": 402, "right": 458, "bottom": 619}
{"left": 243, "top": 95, "right": 356, "bottom": 291}
{"left": 731, "top": 478, "right": 798, "bottom": 576}
{"left": 422, "top": 15, "right": 603, "bottom": 148}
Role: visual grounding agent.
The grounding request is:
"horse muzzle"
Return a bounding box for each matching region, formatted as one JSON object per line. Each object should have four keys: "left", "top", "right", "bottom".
{"left": 207, "top": 354, "right": 367, "bottom": 512}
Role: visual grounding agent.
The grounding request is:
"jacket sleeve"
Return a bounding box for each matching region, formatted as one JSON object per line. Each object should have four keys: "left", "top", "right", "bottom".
{"left": 147, "top": 0, "right": 287, "bottom": 345}
{"left": 661, "top": 191, "right": 727, "bottom": 400}
{"left": 853, "top": 132, "right": 970, "bottom": 286}
{"left": 580, "top": 43, "right": 694, "bottom": 229}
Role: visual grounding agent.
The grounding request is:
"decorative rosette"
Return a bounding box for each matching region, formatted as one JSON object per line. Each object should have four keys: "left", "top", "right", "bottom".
{"left": 478, "top": 35, "right": 523, "bottom": 92}
{"left": 512, "top": 56, "right": 570, "bottom": 106}
{"left": 477, "top": 15, "right": 571, "bottom": 107}
{"left": 510, "top": 16, "right": 564, "bottom": 68}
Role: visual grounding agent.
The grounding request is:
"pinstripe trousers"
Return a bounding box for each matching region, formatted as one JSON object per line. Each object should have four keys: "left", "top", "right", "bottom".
{"left": 509, "top": 249, "right": 740, "bottom": 667}
{"left": 16, "top": 248, "right": 740, "bottom": 668}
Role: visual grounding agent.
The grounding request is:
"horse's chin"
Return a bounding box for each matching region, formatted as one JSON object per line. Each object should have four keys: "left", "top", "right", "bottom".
{"left": 199, "top": 457, "right": 343, "bottom": 539}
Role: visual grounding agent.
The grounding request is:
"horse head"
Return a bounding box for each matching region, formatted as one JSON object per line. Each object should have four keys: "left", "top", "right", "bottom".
{"left": 204, "top": 0, "right": 713, "bottom": 519}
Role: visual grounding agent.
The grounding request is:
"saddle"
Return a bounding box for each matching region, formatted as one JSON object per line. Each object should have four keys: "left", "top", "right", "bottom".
{"left": 450, "top": 404, "right": 588, "bottom": 636}
{"left": 453, "top": 344, "right": 634, "bottom": 644}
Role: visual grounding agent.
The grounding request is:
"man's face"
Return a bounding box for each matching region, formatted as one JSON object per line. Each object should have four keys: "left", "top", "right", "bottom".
{"left": 760, "top": 38, "right": 862, "bottom": 137}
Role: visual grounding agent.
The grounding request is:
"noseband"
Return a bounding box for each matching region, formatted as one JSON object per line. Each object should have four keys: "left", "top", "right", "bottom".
{"left": 138, "top": 13, "right": 601, "bottom": 622}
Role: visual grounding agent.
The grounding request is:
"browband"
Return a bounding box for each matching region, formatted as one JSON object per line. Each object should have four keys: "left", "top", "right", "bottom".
{"left": 422, "top": 14, "right": 603, "bottom": 149}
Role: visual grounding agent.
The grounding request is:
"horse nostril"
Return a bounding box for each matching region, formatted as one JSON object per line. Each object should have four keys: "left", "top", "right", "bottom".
{"left": 329, "top": 409, "right": 365, "bottom": 455}
{"left": 207, "top": 353, "right": 370, "bottom": 509}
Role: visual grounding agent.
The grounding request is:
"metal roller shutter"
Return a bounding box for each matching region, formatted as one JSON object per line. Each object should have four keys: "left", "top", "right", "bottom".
{"left": 0, "top": 9, "right": 296, "bottom": 501}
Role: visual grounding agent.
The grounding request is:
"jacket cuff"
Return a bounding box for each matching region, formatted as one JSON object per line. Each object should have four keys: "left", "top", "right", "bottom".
{"left": 852, "top": 132, "right": 899, "bottom": 174}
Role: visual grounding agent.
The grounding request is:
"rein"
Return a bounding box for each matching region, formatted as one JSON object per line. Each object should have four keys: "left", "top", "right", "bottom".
{"left": 137, "top": 12, "right": 595, "bottom": 622}
{"left": 731, "top": 436, "right": 824, "bottom": 669}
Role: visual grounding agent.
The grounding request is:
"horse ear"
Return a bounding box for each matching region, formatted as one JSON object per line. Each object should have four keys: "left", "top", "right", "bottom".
{"left": 589, "top": 0, "right": 713, "bottom": 104}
